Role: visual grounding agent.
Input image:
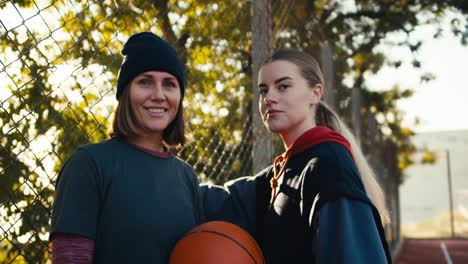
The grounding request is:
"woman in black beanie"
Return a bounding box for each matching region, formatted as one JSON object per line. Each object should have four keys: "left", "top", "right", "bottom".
{"left": 50, "top": 32, "right": 204, "bottom": 264}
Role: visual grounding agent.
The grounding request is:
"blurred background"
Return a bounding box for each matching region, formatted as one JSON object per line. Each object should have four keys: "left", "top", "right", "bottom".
{"left": 0, "top": 0, "right": 467, "bottom": 263}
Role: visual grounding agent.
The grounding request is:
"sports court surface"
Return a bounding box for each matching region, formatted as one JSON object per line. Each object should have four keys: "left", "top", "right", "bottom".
{"left": 395, "top": 239, "right": 468, "bottom": 263}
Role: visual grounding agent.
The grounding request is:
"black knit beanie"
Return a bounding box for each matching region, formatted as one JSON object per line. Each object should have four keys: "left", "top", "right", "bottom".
{"left": 116, "top": 32, "right": 185, "bottom": 99}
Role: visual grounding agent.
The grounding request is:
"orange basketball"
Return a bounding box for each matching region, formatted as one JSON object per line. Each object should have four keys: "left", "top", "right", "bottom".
{"left": 169, "top": 221, "right": 264, "bottom": 264}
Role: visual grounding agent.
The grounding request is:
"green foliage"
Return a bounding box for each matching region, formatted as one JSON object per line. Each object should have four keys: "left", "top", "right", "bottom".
{"left": 1, "top": 1, "right": 253, "bottom": 261}
{"left": 420, "top": 150, "right": 438, "bottom": 164}
{"left": 272, "top": 0, "right": 467, "bottom": 183}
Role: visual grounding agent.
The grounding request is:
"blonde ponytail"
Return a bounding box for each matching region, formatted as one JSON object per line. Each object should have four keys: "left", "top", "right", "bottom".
{"left": 317, "top": 101, "right": 390, "bottom": 224}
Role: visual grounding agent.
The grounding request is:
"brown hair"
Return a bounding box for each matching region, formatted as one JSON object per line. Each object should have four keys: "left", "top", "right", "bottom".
{"left": 110, "top": 84, "right": 187, "bottom": 149}
{"left": 262, "top": 49, "right": 390, "bottom": 224}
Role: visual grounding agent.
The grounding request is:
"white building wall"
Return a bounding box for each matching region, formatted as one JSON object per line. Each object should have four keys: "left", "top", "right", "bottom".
{"left": 400, "top": 130, "right": 468, "bottom": 237}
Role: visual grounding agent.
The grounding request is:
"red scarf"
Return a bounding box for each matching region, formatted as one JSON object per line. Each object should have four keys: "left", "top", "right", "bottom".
{"left": 270, "top": 126, "right": 354, "bottom": 204}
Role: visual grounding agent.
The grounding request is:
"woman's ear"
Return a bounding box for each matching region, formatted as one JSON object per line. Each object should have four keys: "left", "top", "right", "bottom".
{"left": 310, "top": 83, "right": 323, "bottom": 105}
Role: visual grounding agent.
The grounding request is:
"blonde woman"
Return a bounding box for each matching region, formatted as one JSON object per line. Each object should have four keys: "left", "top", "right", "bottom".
{"left": 202, "top": 49, "right": 390, "bottom": 263}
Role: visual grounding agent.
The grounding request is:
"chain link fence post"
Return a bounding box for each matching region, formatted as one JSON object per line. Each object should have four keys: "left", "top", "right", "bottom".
{"left": 252, "top": 0, "right": 274, "bottom": 173}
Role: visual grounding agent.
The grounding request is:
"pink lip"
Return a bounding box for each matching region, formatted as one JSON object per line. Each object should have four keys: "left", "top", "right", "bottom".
{"left": 144, "top": 106, "right": 167, "bottom": 110}
{"left": 266, "top": 109, "right": 282, "bottom": 115}
{"left": 144, "top": 106, "right": 168, "bottom": 117}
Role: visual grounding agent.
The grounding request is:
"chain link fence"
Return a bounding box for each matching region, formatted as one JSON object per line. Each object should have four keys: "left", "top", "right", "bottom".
{"left": 1, "top": 0, "right": 400, "bottom": 262}
{"left": 361, "top": 109, "right": 400, "bottom": 248}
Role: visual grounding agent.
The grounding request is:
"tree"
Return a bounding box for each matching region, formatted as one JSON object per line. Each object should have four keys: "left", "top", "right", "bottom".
{"left": 1, "top": 0, "right": 253, "bottom": 261}
{"left": 270, "top": 0, "right": 467, "bottom": 182}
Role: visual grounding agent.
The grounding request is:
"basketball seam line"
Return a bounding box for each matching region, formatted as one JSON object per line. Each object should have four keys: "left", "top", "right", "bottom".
{"left": 247, "top": 234, "right": 264, "bottom": 263}
{"left": 184, "top": 230, "right": 259, "bottom": 264}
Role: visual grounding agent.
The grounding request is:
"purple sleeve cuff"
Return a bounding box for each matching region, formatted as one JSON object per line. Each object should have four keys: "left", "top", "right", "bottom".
{"left": 52, "top": 233, "right": 95, "bottom": 264}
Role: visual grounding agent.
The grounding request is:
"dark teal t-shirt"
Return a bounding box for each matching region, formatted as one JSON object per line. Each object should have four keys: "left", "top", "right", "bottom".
{"left": 51, "top": 138, "right": 203, "bottom": 263}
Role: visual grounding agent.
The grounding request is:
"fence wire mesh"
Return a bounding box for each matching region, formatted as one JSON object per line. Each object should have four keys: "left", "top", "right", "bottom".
{"left": 1, "top": 0, "right": 399, "bottom": 262}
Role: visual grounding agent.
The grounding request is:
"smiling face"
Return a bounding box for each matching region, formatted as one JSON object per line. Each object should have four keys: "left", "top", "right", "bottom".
{"left": 258, "top": 60, "right": 322, "bottom": 145}
{"left": 129, "top": 71, "right": 181, "bottom": 139}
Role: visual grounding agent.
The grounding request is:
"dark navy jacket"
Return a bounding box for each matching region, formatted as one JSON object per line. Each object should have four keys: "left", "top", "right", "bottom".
{"left": 200, "top": 142, "right": 390, "bottom": 263}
